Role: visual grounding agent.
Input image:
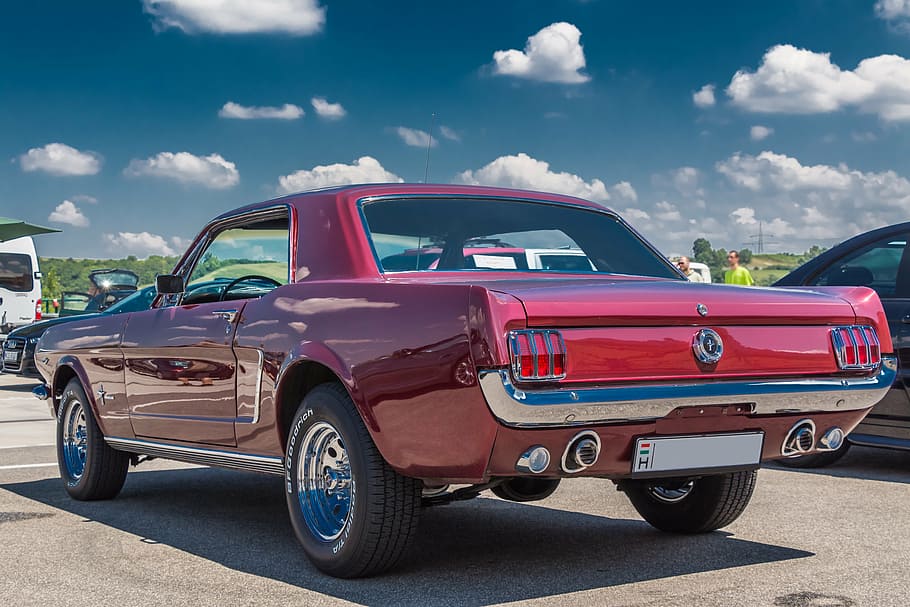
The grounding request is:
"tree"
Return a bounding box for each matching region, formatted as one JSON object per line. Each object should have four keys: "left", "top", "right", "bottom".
{"left": 692, "top": 238, "right": 713, "bottom": 263}
{"left": 738, "top": 248, "right": 753, "bottom": 265}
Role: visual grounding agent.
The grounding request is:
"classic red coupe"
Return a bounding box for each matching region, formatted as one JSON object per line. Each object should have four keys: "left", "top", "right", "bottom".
{"left": 34, "top": 184, "right": 895, "bottom": 578}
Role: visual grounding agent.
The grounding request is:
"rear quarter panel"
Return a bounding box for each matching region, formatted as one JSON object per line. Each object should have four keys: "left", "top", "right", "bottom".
{"left": 235, "top": 281, "right": 501, "bottom": 481}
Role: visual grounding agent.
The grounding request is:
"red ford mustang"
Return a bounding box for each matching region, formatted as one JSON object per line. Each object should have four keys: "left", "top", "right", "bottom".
{"left": 34, "top": 184, "right": 894, "bottom": 577}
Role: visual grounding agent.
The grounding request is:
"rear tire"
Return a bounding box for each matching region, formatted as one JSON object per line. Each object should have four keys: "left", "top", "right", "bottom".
{"left": 621, "top": 470, "right": 757, "bottom": 533}
{"left": 284, "top": 383, "right": 421, "bottom": 578}
{"left": 776, "top": 441, "right": 850, "bottom": 469}
{"left": 56, "top": 379, "right": 129, "bottom": 500}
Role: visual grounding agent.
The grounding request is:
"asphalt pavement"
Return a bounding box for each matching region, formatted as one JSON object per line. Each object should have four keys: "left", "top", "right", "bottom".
{"left": 0, "top": 372, "right": 908, "bottom": 606}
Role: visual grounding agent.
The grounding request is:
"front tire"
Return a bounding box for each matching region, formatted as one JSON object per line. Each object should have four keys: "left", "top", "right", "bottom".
{"left": 621, "top": 470, "right": 757, "bottom": 533}
{"left": 285, "top": 383, "right": 421, "bottom": 578}
{"left": 56, "top": 379, "right": 129, "bottom": 500}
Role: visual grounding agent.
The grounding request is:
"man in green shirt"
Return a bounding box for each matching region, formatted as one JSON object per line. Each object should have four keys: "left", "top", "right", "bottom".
{"left": 724, "top": 250, "right": 754, "bottom": 286}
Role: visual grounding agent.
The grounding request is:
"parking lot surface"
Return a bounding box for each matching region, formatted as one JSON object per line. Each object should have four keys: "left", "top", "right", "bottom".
{"left": 1, "top": 373, "right": 907, "bottom": 606}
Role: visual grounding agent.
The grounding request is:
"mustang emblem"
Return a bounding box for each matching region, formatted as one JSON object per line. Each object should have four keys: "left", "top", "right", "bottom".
{"left": 696, "top": 303, "right": 708, "bottom": 317}
{"left": 693, "top": 329, "right": 724, "bottom": 364}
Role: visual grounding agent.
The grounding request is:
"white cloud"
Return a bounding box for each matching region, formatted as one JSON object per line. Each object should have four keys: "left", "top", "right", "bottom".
{"left": 142, "top": 0, "right": 325, "bottom": 35}
{"left": 310, "top": 97, "right": 346, "bottom": 120}
{"left": 726, "top": 44, "right": 910, "bottom": 121}
{"left": 731, "top": 207, "right": 757, "bottom": 225}
{"left": 277, "top": 156, "right": 402, "bottom": 194}
{"left": 653, "top": 201, "right": 682, "bottom": 222}
{"left": 492, "top": 22, "right": 590, "bottom": 84}
{"left": 455, "top": 153, "right": 611, "bottom": 202}
{"left": 716, "top": 151, "right": 853, "bottom": 191}
{"left": 439, "top": 126, "right": 461, "bottom": 142}
{"left": 750, "top": 125, "right": 774, "bottom": 141}
{"left": 124, "top": 152, "right": 239, "bottom": 189}
{"left": 393, "top": 126, "right": 437, "bottom": 148}
{"left": 876, "top": 0, "right": 910, "bottom": 18}
{"left": 219, "top": 101, "right": 303, "bottom": 119}
{"left": 19, "top": 143, "right": 101, "bottom": 176}
{"left": 852, "top": 131, "right": 878, "bottom": 142}
{"left": 693, "top": 84, "right": 716, "bottom": 108}
{"left": 611, "top": 181, "right": 638, "bottom": 201}
{"left": 622, "top": 208, "right": 650, "bottom": 221}
{"left": 104, "top": 232, "right": 176, "bottom": 257}
{"left": 48, "top": 200, "right": 89, "bottom": 227}
{"left": 71, "top": 194, "right": 98, "bottom": 204}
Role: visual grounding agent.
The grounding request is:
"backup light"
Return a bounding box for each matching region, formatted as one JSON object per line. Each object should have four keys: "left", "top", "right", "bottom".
{"left": 831, "top": 325, "right": 881, "bottom": 370}
{"left": 509, "top": 329, "right": 566, "bottom": 381}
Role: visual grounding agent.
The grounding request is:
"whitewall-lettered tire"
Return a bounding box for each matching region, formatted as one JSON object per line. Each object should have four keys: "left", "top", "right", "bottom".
{"left": 284, "top": 383, "right": 421, "bottom": 578}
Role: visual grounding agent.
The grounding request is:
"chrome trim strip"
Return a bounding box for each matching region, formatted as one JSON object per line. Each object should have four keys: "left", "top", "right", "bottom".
{"left": 478, "top": 355, "right": 897, "bottom": 428}
{"left": 104, "top": 437, "right": 284, "bottom": 475}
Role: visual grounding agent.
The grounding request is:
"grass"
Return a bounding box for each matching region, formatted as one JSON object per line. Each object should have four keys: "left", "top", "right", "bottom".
{"left": 193, "top": 262, "right": 288, "bottom": 284}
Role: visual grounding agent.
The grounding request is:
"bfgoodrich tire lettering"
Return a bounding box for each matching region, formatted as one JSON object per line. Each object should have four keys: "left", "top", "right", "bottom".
{"left": 285, "top": 383, "right": 421, "bottom": 578}
{"left": 56, "top": 379, "right": 129, "bottom": 500}
{"left": 621, "top": 470, "right": 757, "bottom": 533}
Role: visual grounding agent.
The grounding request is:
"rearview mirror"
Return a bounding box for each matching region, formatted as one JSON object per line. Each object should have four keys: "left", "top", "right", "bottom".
{"left": 156, "top": 274, "right": 185, "bottom": 295}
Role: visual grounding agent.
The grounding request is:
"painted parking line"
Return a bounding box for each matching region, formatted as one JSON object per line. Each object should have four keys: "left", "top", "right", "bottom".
{"left": 0, "top": 443, "right": 55, "bottom": 450}
{"left": 0, "top": 462, "right": 57, "bottom": 470}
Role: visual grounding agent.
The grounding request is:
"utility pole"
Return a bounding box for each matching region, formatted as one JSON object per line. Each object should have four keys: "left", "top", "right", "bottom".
{"left": 746, "top": 221, "right": 776, "bottom": 253}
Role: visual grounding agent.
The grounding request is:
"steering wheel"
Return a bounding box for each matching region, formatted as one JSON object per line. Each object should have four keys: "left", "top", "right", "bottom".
{"left": 219, "top": 275, "right": 282, "bottom": 301}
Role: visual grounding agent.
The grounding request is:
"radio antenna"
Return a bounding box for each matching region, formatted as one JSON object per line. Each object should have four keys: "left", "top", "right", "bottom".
{"left": 423, "top": 112, "right": 436, "bottom": 183}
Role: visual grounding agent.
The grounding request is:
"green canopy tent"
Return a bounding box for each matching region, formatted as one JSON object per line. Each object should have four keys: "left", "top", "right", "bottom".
{"left": 0, "top": 217, "right": 61, "bottom": 242}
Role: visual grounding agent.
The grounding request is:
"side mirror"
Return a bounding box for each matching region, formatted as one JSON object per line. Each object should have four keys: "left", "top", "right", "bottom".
{"left": 34, "top": 271, "right": 43, "bottom": 280}
{"left": 156, "top": 274, "right": 185, "bottom": 295}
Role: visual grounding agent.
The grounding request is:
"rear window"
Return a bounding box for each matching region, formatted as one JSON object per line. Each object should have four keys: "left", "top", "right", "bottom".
{"left": 0, "top": 253, "right": 34, "bottom": 292}
{"left": 362, "top": 197, "right": 678, "bottom": 278}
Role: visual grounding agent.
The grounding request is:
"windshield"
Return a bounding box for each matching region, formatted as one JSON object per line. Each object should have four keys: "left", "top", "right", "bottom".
{"left": 362, "top": 197, "right": 678, "bottom": 278}
{"left": 0, "top": 253, "right": 34, "bottom": 292}
{"left": 104, "top": 286, "right": 157, "bottom": 314}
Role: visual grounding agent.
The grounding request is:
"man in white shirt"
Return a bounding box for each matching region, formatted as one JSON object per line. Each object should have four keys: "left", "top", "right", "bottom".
{"left": 676, "top": 256, "right": 704, "bottom": 282}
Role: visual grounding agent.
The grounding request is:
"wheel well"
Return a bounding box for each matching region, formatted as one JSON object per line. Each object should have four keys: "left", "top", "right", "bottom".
{"left": 276, "top": 361, "right": 340, "bottom": 449}
{"left": 51, "top": 366, "right": 79, "bottom": 415}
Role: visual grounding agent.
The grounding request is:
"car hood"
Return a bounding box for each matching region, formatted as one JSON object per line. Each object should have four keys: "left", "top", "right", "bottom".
{"left": 6, "top": 313, "right": 105, "bottom": 340}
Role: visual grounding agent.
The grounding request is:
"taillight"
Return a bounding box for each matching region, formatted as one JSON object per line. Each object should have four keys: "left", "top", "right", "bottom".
{"left": 509, "top": 329, "right": 566, "bottom": 381}
{"left": 35, "top": 299, "right": 42, "bottom": 321}
{"left": 831, "top": 325, "right": 881, "bottom": 370}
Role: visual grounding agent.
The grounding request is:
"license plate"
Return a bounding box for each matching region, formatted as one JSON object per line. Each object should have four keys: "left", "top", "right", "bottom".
{"left": 3, "top": 350, "right": 19, "bottom": 362}
{"left": 632, "top": 432, "right": 764, "bottom": 475}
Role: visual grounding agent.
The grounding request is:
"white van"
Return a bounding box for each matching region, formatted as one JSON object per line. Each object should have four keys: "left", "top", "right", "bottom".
{"left": 0, "top": 236, "right": 42, "bottom": 334}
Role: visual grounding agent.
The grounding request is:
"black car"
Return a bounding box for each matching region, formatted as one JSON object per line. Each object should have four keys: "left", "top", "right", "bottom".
{"left": 59, "top": 268, "right": 140, "bottom": 317}
{"left": 2, "top": 285, "right": 158, "bottom": 378}
{"left": 774, "top": 221, "right": 910, "bottom": 465}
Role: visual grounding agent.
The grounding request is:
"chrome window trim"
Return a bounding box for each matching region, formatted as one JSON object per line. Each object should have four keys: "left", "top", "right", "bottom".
{"left": 159, "top": 204, "right": 293, "bottom": 309}
{"left": 355, "top": 193, "right": 681, "bottom": 279}
{"left": 477, "top": 355, "right": 897, "bottom": 428}
{"left": 105, "top": 437, "right": 284, "bottom": 475}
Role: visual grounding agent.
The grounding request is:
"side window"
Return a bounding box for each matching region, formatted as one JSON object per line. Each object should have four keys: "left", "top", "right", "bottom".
{"left": 183, "top": 216, "right": 290, "bottom": 305}
{"left": 810, "top": 234, "right": 909, "bottom": 299}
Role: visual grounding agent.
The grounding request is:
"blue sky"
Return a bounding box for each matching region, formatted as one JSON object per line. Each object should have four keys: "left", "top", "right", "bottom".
{"left": 3, "top": 0, "right": 910, "bottom": 259}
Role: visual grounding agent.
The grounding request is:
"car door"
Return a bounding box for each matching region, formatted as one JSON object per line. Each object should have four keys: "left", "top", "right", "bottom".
{"left": 122, "top": 210, "right": 290, "bottom": 446}
{"left": 806, "top": 231, "right": 910, "bottom": 440}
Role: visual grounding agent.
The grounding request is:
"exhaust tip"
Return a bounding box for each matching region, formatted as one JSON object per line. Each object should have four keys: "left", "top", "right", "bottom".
{"left": 561, "top": 431, "right": 601, "bottom": 473}
{"left": 818, "top": 427, "right": 846, "bottom": 451}
{"left": 782, "top": 419, "right": 816, "bottom": 457}
{"left": 516, "top": 446, "right": 551, "bottom": 474}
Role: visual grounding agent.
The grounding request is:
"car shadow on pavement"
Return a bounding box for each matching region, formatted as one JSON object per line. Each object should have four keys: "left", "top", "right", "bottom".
{"left": 766, "top": 445, "right": 910, "bottom": 485}
{"left": 0, "top": 380, "right": 40, "bottom": 393}
{"left": 4, "top": 467, "right": 812, "bottom": 606}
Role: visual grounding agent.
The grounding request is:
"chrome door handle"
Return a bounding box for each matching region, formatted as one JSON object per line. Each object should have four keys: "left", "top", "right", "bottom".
{"left": 212, "top": 309, "right": 238, "bottom": 323}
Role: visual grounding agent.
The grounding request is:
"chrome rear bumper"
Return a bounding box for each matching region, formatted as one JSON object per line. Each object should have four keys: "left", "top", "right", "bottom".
{"left": 479, "top": 355, "right": 897, "bottom": 428}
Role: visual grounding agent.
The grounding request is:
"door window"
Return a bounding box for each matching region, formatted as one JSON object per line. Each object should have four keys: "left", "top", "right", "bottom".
{"left": 810, "top": 234, "right": 909, "bottom": 298}
{"left": 184, "top": 216, "right": 290, "bottom": 304}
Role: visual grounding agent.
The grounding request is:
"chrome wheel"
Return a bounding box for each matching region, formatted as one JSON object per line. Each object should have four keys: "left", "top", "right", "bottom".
{"left": 648, "top": 480, "right": 695, "bottom": 503}
{"left": 62, "top": 399, "right": 87, "bottom": 480}
{"left": 297, "top": 421, "right": 353, "bottom": 542}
